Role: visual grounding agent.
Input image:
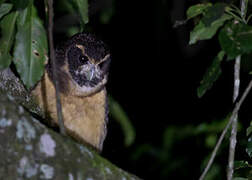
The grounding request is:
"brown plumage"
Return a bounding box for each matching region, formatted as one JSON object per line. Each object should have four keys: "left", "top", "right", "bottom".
{"left": 32, "top": 33, "right": 111, "bottom": 151}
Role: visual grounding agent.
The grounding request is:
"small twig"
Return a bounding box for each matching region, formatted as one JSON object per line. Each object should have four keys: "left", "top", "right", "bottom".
{"left": 47, "top": 0, "right": 66, "bottom": 135}
{"left": 227, "top": 55, "right": 240, "bottom": 180}
{"left": 233, "top": 56, "right": 241, "bottom": 102}
{"left": 240, "top": 0, "right": 247, "bottom": 20}
{"left": 227, "top": 0, "right": 247, "bottom": 178}
{"left": 199, "top": 78, "right": 252, "bottom": 180}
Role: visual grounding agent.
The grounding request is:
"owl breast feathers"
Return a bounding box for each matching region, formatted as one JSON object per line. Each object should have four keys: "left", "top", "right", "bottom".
{"left": 32, "top": 32, "right": 111, "bottom": 151}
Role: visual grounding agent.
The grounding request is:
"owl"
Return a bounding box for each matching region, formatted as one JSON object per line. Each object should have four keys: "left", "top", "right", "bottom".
{"left": 32, "top": 32, "right": 111, "bottom": 151}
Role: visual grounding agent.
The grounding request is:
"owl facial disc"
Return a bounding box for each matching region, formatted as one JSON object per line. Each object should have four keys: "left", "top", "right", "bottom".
{"left": 63, "top": 33, "right": 110, "bottom": 97}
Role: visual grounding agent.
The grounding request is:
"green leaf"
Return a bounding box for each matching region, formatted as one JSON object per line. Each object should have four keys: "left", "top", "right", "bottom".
{"left": 13, "top": 5, "right": 48, "bottom": 89}
{"left": 189, "top": 14, "right": 232, "bottom": 45}
{"left": 0, "top": 3, "right": 13, "bottom": 19}
{"left": 246, "top": 122, "right": 252, "bottom": 158}
{"left": 246, "top": 135, "right": 252, "bottom": 158}
{"left": 202, "top": 3, "right": 227, "bottom": 26}
{"left": 247, "top": 125, "right": 252, "bottom": 136}
{"left": 0, "top": 11, "right": 18, "bottom": 69}
{"left": 72, "top": 0, "right": 89, "bottom": 28}
{"left": 205, "top": 134, "right": 217, "bottom": 148}
{"left": 234, "top": 161, "right": 250, "bottom": 170}
{"left": 11, "top": 0, "right": 30, "bottom": 10}
{"left": 186, "top": 3, "right": 212, "bottom": 20}
{"left": 66, "top": 26, "right": 80, "bottom": 37}
{"left": 219, "top": 22, "right": 252, "bottom": 59}
{"left": 131, "top": 144, "right": 153, "bottom": 160}
{"left": 197, "top": 51, "right": 225, "bottom": 98}
{"left": 108, "top": 95, "right": 136, "bottom": 146}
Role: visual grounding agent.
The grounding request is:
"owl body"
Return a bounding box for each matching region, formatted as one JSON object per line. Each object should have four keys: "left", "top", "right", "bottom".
{"left": 32, "top": 33, "right": 110, "bottom": 151}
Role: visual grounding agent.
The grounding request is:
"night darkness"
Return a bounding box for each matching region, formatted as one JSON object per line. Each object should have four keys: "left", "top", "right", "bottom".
{"left": 53, "top": 0, "right": 252, "bottom": 179}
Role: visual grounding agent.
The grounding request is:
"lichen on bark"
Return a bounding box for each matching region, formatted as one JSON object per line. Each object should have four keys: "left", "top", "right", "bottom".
{"left": 0, "top": 69, "right": 141, "bottom": 180}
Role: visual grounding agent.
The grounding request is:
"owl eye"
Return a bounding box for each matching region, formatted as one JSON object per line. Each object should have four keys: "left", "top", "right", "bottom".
{"left": 79, "top": 55, "right": 89, "bottom": 64}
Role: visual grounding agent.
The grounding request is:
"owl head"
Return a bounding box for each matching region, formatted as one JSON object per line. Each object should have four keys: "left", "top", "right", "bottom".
{"left": 48, "top": 33, "right": 111, "bottom": 96}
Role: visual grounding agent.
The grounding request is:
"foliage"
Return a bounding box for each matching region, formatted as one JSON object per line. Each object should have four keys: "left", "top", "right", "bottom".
{"left": 186, "top": 0, "right": 252, "bottom": 179}
{"left": 13, "top": 4, "right": 47, "bottom": 89}
{"left": 132, "top": 117, "right": 233, "bottom": 179}
{"left": 197, "top": 51, "right": 225, "bottom": 98}
{"left": 109, "top": 95, "right": 135, "bottom": 146}
{"left": 0, "top": 0, "right": 88, "bottom": 88}
{"left": 187, "top": 1, "right": 252, "bottom": 98}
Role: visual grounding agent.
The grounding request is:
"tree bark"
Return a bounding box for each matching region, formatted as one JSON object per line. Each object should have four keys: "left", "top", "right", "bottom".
{"left": 0, "top": 68, "right": 141, "bottom": 180}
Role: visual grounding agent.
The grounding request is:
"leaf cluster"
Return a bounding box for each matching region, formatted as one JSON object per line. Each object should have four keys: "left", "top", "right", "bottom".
{"left": 187, "top": 1, "right": 252, "bottom": 179}
{"left": 0, "top": 0, "right": 88, "bottom": 89}
{"left": 187, "top": 2, "right": 252, "bottom": 97}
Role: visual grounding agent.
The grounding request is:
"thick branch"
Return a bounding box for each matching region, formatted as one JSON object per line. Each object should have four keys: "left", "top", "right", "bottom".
{"left": 0, "top": 92, "right": 140, "bottom": 179}
{"left": 0, "top": 68, "right": 43, "bottom": 116}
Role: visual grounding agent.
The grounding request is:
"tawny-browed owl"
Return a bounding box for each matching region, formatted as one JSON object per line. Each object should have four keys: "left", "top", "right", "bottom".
{"left": 32, "top": 32, "right": 111, "bottom": 151}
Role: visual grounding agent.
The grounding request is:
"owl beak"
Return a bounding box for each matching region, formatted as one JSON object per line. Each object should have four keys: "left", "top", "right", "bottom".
{"left": 86, "top": 66, "right": 95, "bottom": 81}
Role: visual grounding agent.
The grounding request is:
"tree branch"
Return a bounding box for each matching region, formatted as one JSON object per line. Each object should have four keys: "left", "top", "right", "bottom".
{"left": 47, "top": 0, "right": 65, "bottom": 135}
{"left": 227, "top": 0, "right": 247, "bottom": 178}
{"left": 199, "top": 78, "right": 252, "bottom": 180}
{"left": 227, "top": 55, "right": 240, "bottom": 180}
{"left": 0, "top": 92, "right": 141, "bottom": 180}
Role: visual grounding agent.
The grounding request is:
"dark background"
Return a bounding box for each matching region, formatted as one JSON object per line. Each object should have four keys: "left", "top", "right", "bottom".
{"left": 53, "top": 0, "right": 252, "bottom": 179}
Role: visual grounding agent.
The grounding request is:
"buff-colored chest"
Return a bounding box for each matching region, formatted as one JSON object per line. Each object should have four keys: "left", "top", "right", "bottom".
{"left": 32, "top": 72, "right": 107, "bottom": 151}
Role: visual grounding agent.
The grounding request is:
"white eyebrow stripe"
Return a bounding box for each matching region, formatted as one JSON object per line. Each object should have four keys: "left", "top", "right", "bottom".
{"left": 76, "top": 44, "right": 85, "bottom": 55}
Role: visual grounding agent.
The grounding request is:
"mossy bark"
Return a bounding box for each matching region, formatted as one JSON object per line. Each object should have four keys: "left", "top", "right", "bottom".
{"left": 0, "top": 69, "right": 141, "bottom": 180}
{"left": 0, "top": 68, "right": 44, "bottom": 116}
